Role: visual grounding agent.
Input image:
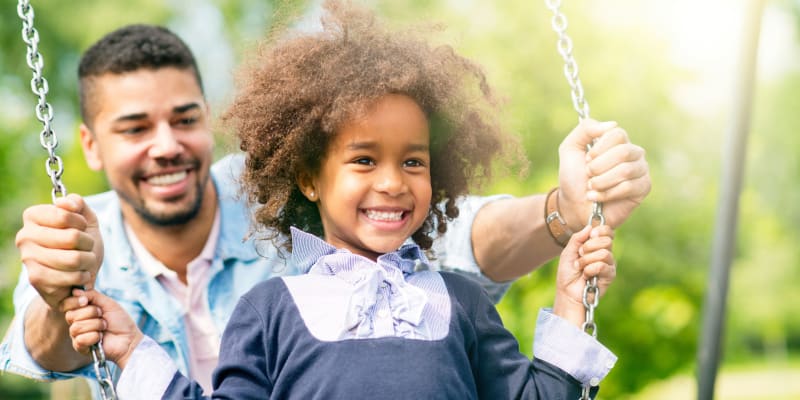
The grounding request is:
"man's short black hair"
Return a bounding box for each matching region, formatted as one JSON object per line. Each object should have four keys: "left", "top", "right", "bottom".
{"left": 78, "top": 24, "right": 204, "bottom": 123}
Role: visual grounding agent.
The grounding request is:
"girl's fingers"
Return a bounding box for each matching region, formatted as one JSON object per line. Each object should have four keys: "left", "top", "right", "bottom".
{"left": 579, "top": 225, "right": 613, "bottom": 255}
{"left": 59, "top": 293, "right": 89, "bottom": 313}
{"left": 578, "top": 248, "right": 613, "bottom": 268}
{"left": 64, "top": 304, "right": 103, "bottom": 325}
{"left": 583, "top": 261, "right": 616, "bottom": 280}
{"left": 580, "top": 235, "right": 613, "bottom": 255}
{"left": 589, "top": 224, "right": 614, "bottom": 239}
{"left": 566, "top": 225, "right": 592, "bottom": 248}
{"left": 562, "top": 225, "right": 592, "bottom": 266}
{"left": 72, "top": 331, "right": 103, "bottom": 354}
{"left": 68, "top": 316, "right": 107, "bottom": 337}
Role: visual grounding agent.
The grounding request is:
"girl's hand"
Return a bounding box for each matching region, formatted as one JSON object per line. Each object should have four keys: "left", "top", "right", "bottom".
{"left": 62, "top": 288, "right": 143, "bottom": 369}
{"left": 553, "top": 225, "right": 616, "bottom": 328}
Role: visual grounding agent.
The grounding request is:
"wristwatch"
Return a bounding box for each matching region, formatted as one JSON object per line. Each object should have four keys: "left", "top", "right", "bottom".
{"left": 545, "top": 187, "right": 573, "bottom": 247}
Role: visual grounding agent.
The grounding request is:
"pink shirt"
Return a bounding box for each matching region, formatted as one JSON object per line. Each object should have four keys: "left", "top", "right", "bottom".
{"left": 125, "top": 210, "right": 221, "bottom": 395}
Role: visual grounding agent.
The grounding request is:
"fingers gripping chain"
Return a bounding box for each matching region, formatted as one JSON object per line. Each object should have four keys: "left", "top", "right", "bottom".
{"left": 545, "top": 1, "right": 605, "bottom": 399}
{"left": 17, "top": 1, "right": 117, "bottom": 398}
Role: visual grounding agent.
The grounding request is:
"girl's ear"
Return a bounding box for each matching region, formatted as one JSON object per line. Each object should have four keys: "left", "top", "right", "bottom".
{"left": 296, "top": 172, "right": 318, "bottom": 202}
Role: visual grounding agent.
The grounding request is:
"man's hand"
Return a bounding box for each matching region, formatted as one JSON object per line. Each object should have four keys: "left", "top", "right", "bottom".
{"left": 471, "top": 118, "right": 649, "bottom": 283}
{"left": 16, "top": 193, "right": 104, "bottom": 310}
{"left": 558, "top": 119, "right": 651, "bottom": 232}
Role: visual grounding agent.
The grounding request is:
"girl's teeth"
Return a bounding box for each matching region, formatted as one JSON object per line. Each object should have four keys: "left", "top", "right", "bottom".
{"left": 365, "top": 210, "right": 403, "bottom": 221}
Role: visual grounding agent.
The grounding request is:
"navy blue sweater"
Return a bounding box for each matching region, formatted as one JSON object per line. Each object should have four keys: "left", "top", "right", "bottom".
{"left": 163, "top": 272, "right": 594, "bottom": 399}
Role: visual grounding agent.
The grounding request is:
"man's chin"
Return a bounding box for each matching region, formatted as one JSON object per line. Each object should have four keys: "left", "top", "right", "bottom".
{"left": 120, "top": 178, "right": 208, "bottom": 227}
{"left": 139, "top": 209, "right": 200, "bottom": 227}
{"left": 135, "top": 198, "right": 203, "bottom": 227}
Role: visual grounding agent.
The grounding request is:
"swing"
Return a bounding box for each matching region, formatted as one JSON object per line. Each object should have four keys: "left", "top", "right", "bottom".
{"left": 15, "top": 1, "right": 603, "bottom": 399}
{"left": 16, "top": 1, "right": 118, "bottom": 399}
{"left": 545, "top": 1, "right": 605, "bottom": 399}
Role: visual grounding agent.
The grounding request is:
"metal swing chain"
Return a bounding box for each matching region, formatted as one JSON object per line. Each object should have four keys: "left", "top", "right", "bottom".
{"left": 16, "top": 2, "right": 118, "bottom": 400}
{"left": 544, "top": 1, "right": 604, "bottom": 399}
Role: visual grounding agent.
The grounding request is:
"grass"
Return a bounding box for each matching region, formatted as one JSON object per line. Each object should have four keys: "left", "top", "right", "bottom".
{"left": 629, "top": 358, "right": 800, "bottom": 400}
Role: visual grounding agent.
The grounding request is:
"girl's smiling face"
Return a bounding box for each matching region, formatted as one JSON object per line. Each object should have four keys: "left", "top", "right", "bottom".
{"left": 301, "top": 94, "right": 431, "bottom": 261}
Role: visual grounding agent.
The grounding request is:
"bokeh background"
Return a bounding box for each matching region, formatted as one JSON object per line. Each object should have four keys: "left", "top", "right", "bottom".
{"left": 1, "top": 0, "right": 798, "bottom": 398}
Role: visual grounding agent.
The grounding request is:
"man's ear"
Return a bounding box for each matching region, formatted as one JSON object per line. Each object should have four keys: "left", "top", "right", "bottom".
{"left": 296, "top": 172, "right": 318, "bottom": 202}
{"left": 79, "top": 123, "right": 103, "bottom": 171}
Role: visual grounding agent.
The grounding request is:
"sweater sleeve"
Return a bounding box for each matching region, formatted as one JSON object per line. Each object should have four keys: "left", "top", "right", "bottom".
{"left": 115, "top": 334, "right": 215, "bottom": 400}
{"left": 533, "top": 308, "right": 616, "bottom": 386}
{"left": 115, "top": 336, "right": 179, "bottom": 400}
{"left": 159, "top": 287, "right": 274, "bottom": 400}
{"left": 443, "top": 272, "right": 590, "bottom": 399}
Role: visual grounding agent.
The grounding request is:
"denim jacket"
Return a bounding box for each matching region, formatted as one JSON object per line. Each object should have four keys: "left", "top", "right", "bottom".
{"left": 0, "top": 154, "right": 510, "bottom": 396}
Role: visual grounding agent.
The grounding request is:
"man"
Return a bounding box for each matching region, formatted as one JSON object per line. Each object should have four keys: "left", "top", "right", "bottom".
{"left": 1, "top": 24, "right": 649, "bottom": 397}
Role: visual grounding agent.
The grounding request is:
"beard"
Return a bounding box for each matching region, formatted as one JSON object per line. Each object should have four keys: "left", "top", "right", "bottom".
{"left": 134, "top": 183, "right": 205, "bottom": 226}
{"left": 118, "top": 167, "right": 210, "bottom": 227}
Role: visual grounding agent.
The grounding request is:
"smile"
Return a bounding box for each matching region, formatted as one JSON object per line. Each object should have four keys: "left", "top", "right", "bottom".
{"left": 147, "top": 170, "right": 188, "bottom": 186}
{"left": 364, "top": 209, "right": 404, "bottom": 222}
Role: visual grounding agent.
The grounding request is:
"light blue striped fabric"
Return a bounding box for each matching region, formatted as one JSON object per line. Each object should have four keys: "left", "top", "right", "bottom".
{"left": 285, "top": 227, "right": 451, "bottom": 341}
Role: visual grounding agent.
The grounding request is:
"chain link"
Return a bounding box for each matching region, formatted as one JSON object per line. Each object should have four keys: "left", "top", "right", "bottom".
{"left": 91, "top": 341, "right": 118, "bottom": 400}
{"left": 545, "top": 1, "right": 605, "bottom": 399}
{"left": 18, "top": 0, "right": 65, "bottom": 203}
{"left": 17, "top": 2, "right": 117, "bottom": 399}
{"left": 545, "top": 0, "right": 590, "bottom": 120}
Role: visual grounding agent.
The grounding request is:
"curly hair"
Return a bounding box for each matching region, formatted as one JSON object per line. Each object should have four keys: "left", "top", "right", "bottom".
{"left": 226, "top": 0, "right": 519, "bottom": 253}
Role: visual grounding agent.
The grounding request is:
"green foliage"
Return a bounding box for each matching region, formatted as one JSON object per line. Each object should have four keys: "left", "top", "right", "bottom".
{"left": 376, "top": 0, "right": 800, "bottom": 398}
{"left": 724, "top": 70, "right": 800, "bottom": 364}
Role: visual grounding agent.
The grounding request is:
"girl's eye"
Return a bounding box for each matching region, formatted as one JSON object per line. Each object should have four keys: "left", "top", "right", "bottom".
{"left": 354, "top": 157, "right": 375, "bottom": 166}
{"left": 404, "top": 159, "right": 424, "bottom": 168}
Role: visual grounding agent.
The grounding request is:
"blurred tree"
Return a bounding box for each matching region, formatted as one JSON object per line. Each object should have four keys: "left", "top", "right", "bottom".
{"left": 726, "top": 69, "right": 800, "bottom": 362}
{"left": 374, "top": 0, "right": 800, "bottom": 398}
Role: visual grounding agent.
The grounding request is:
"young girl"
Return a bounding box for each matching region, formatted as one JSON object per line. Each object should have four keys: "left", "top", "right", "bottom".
{"left": 65, "top": 1, "right": 618, "bottom": 398}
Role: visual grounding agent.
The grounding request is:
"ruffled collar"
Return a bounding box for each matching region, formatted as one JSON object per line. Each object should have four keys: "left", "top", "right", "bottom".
{"left": 289, "top": 227, "right": 430, "bottom": 338}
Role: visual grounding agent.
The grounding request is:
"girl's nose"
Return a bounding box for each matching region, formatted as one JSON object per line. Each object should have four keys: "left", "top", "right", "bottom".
{"left": 373, "top": 166, "right": 407, "bottom": 196}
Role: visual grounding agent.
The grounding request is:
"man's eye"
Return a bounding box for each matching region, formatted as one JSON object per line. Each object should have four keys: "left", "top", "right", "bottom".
{"left": 121, "top": 127, "right": 146, "bottom": 135}
{"left": 177, "top": 117, "right": 197, "bottom": 126}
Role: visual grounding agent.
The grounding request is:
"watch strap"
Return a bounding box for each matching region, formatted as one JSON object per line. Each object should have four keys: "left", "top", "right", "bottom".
{"left": 545, "top": 187, "right": 573, "bottom": 247}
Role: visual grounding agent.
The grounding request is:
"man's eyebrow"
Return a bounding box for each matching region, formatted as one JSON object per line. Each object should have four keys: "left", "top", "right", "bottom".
{"left": 174, "top": 102, "right": 201, "bottom": 114}
{"left": 113, "top": 113, "right": 147, "bottom": 123}
{"left": 111, "top": 103, "right": 201, "bottom": 124}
